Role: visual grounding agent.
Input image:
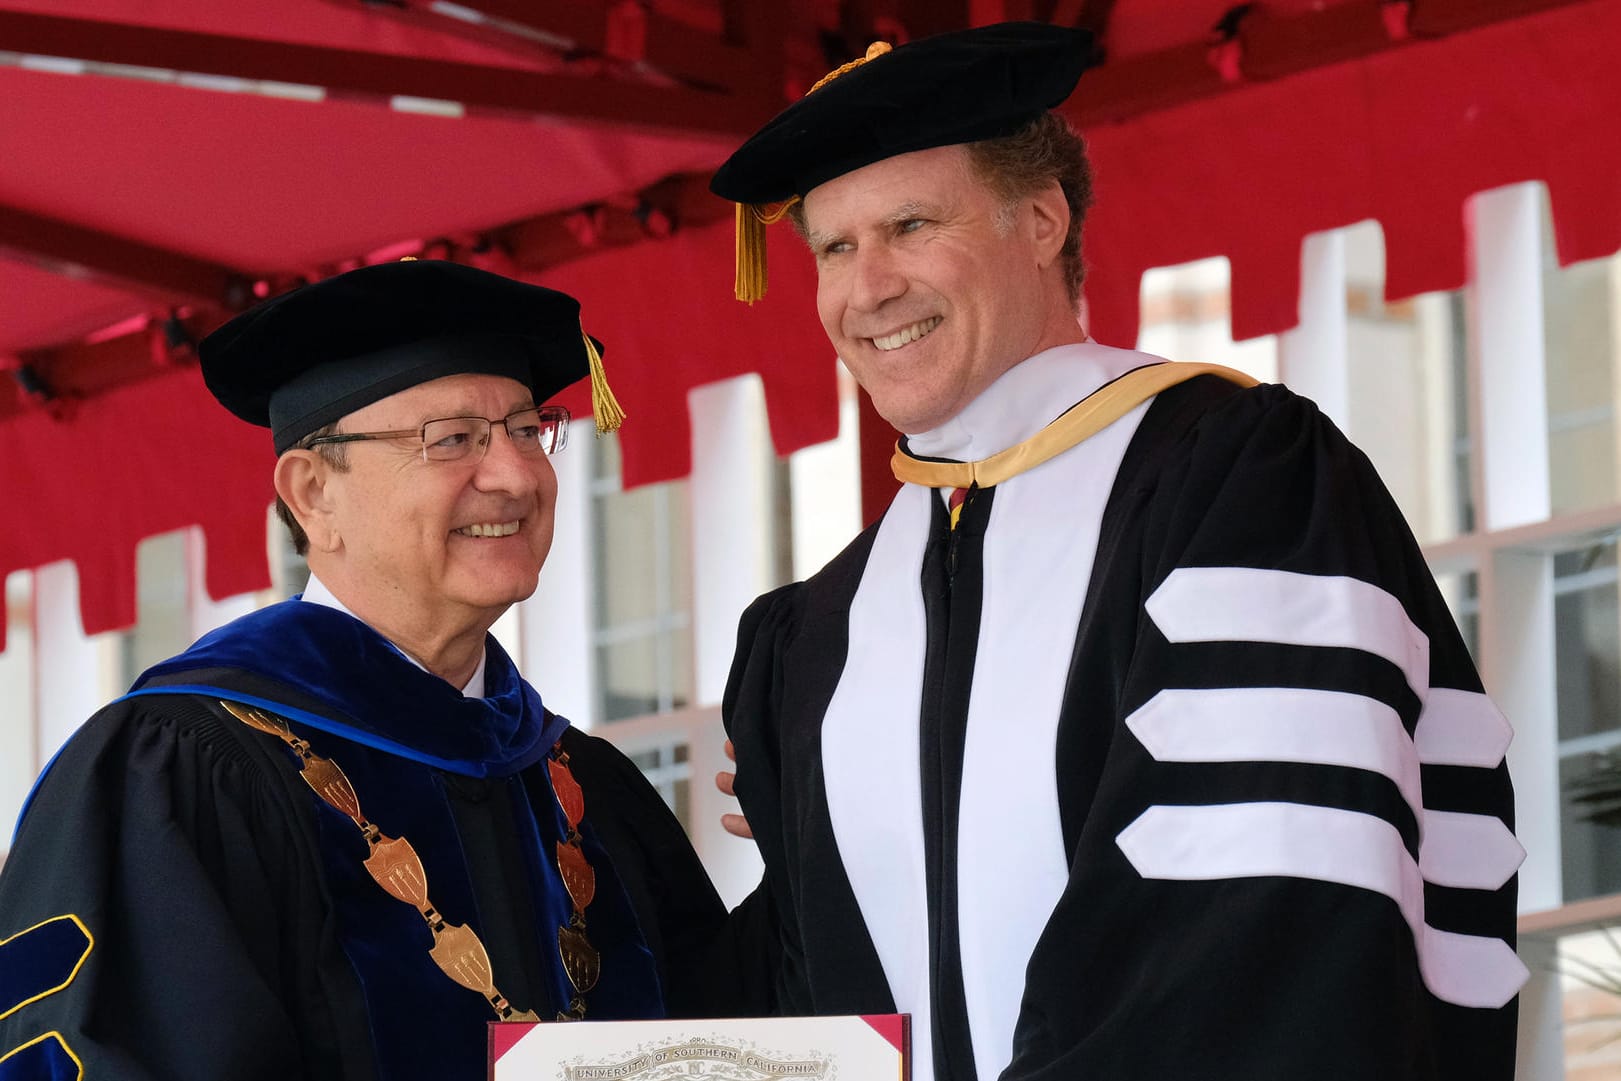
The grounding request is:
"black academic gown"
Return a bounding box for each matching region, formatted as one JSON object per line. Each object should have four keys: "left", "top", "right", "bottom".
{"left": 0, "top": 603, "right": 771, "bottom": 1081}
{"left": 724, "top": 352, "right": 1522, "bottom": 1081}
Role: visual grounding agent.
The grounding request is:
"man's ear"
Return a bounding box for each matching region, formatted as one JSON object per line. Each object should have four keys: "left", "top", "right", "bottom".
{"left": 274, "top": 451, "right": 341, "bottom": 553}
{"left": 1027, "top": 179, "right": 1071, "bottom": 268}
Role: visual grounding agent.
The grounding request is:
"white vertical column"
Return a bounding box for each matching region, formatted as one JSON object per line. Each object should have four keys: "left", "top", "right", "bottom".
{"left": 32, "top": 562, "right": 109, "bottom": 762}
{"left": 1610, "top": 258, "right": 1621, "bottom": 472}
{"left": 1472, "top": 184, "right": 1552, "bottom": 531}
{"left": 685, "top": 377, "right": 774, "bottom": 911}
{"left": 1483, "top": 550, "right": 1560, "bottom": 911}
{"left": 0, "top": 572, "right": 39, "bottom": 850}
{"left": 185, "top": 528, "right": 257, "bottom": 642}
{"left": 520, "top": 431, "right": 597, "bottom": 727}
{"left": 1467, "top": 182, "right": 1564, "bottom": 1078}
{"left": 1468, "top": 183, "right": 1560, "bottom": 915}
{"left": 788, "top": 371, "right": 863, "bottom": 581}
{"left": 688, "top": 375, "right": 775, "bottom": 708}
{"left": 1278, "top": 230, "right": 1351, "bottom": 429}
{"left": 1514, "top": 936, "right": 1566, "bottom": 1081}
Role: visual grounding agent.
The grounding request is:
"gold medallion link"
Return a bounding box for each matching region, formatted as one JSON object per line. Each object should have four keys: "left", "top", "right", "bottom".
{"left": 363, "top": 835, "right": 429, "bottom": 906}
{"left": 219, "top": 700, "right": 541, "bottom": 1020}
{"left": 298, "top": 756, "right": 362, "bottom": 819}
{"left": 430, "top": 921, "right": 496, "bottom": 993}
{"left": 548, "top": 746, "right": 599, "bottom": 1019}
{"left": 547, "top": 755, "right": 585, "bottom": 824}
{"left": 555, "top": 841, "right": 596, "bottom": 910}
{"left": 557, "top": 924, "right": 601, "bottom": 994}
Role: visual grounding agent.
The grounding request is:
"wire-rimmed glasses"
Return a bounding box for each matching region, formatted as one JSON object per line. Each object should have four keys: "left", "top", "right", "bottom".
{"left": 304, "top": 405, "right": 569, "bottom": 463}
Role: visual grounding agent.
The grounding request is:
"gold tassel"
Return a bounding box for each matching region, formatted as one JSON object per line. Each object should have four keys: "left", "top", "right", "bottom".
{"left": 732, "top": 200, "right": 799, "bottom": 305}
{"left": 728, "top": 41, "right": 890, "bottom": 303}
{"left": 581, "top": 327, "right": 624, "bottom": 434}
{"left": 735, "top": 203, "right": 767, "bottom": 303}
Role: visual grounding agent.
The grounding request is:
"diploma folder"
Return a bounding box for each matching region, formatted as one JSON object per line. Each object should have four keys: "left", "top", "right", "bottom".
{"left": 490, "top": 1014, "right": 909, "bottom": 1080}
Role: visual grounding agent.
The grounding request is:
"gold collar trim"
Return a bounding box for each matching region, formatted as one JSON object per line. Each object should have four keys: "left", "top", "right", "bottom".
{"left": 891, "top": 361, "right": 1259, "bottom": 490}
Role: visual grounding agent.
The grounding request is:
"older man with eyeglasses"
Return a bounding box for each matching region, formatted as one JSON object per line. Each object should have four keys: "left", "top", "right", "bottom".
{"left": 0, "top": 260, "right": 771, "bottom": 1081}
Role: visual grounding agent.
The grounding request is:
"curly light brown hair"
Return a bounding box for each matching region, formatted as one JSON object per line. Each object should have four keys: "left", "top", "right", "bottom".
{"left": 965, "top": 111, "right": 1093, "bottom": 306}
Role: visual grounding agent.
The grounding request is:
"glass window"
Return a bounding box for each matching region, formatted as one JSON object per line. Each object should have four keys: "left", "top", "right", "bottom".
{"left": 590, "top": 436, "right": 694, "bottom": 722}
{"left": 625, "top": 740, "right": 692, "bottom": 829}
{"left": 1432, "top": 568, "right": 1480, "bottom": 663}
{"left": 1542, "top": 220, "right": 1620, "bottom": 516}
{"left": 1343, "top": 222, "right": 1473, "bottom": 543}
{"left": 120, "top": 529, "right": 191, "bottom": 685}
{"left": 1135, "top": 255, "right": 1279, "bottom": 384}
{"left": 1555, "top": 538, "right": 1621, "bottom": 903}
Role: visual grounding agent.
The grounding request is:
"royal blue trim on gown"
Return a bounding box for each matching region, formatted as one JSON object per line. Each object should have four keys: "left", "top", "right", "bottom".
{"left": 134, "top": 598, "right": 563, "bottom": 776}
{"left": 112, "top": 599, "right": 662, "bottom": 1080}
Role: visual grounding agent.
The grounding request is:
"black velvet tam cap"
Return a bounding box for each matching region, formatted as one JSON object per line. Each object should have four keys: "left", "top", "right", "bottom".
{"left": 710, "top": 21, "right": 1095, "bottom": 206}
{"left": 200, "top": 260, "right": 609, "bottom": 454}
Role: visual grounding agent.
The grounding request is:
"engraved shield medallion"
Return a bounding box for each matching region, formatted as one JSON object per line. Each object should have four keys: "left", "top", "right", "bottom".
{"left": 299, "top": 756, "right": 361, "bottom": 819}
{"left": 548, "top": 757, "right": 585, "bottom": 825}
{"left": 555, "top": 841, "right": 596, "bottom": 910}
{"left": 364, "top": 835, "right": 430, "bottom": 906}
{"left": 557, "top": 925, "right": 600, "bottom": 993}
{"left": 431, "top": 921, "right": 495, "bottom": 994}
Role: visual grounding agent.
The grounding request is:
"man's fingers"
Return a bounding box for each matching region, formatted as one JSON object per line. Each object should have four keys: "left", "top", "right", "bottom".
{"left": 718, "top": 742, "right": 752, "bottom": 836}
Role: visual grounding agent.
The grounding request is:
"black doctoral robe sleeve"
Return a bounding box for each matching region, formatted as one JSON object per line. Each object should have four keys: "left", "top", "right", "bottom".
{"left": 1004, "top": 384, "right": 1520, "bottom": 1080}
{"left": 0, "top": 696, "right": 371, "bottom": 1081}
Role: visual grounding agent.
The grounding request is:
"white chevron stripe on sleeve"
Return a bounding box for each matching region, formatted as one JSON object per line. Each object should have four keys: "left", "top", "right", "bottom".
{"left": 1125, "top": 686, "right": 1421, "bottom": 819}
{"left": 1420, "top": 809, "right": 1523, "bottom": 891}
{"left": 1421, "top": 926, "right": 1530, "bottom": 1009}
{"left": 1414, "top": 687, "right": 1513, "bottom": 768}
{"left": 1145, "top": 568, "right": 1430, "bottom": 699}
{"left": 1116, "top": 802, "right": 1527, "bottom": 1009}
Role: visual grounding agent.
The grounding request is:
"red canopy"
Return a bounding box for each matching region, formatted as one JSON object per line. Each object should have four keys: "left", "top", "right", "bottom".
{"left": 1, "top": 0, "right": 1617, "bottom": 645}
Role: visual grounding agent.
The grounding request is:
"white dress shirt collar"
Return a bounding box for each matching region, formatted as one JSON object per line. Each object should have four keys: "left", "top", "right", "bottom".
{"left": 905, "top": 342, "right": 1122, "bottom": 463}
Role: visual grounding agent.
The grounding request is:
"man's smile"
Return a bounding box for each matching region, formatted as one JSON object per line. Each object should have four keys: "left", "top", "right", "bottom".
{"left": 870, "top": 316, "right": 942, "bottom": 351}
{"left": 454, "top": 520, "right": 521, "bottom": 537}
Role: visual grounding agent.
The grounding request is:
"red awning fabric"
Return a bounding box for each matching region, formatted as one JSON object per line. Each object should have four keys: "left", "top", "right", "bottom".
{"left": 0, "top": 61, "right": 735, "bottom": 288}
{"left": 0, "top": 367, "right": 275, "bottom": 642}
{"left": 539, "top": 217, "right": 837, "bottom": 488}
{"left": 2, "top": 0, "right": 1620, "bottom": 647}
{"left": 0, "top": 217, "right": 838, "bottom": 648}
{"left": 1079, "top": 0, "right": 1621, "bottom": 346}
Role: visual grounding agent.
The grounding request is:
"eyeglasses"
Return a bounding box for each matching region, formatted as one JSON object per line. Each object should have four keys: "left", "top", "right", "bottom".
{"left": 304, "top": 405, "right": 569, "bottom": 463}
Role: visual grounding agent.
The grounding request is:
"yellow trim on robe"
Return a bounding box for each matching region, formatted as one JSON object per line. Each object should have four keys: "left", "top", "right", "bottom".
{"left": 891, "top": 361, "right": 1259, "bottom": 491}
{"left": 0, "top": 914, "right": 94, "bottom": 1022}
{"left": 0, "top": 1032, "right": 85, "bottom": 1081}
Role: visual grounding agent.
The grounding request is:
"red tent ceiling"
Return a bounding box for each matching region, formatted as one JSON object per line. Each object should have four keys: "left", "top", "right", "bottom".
{"left": 1, "top": 0, "right": 1618, "bottom": 645}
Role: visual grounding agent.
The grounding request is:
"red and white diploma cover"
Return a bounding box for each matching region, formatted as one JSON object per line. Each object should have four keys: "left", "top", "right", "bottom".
{"left": 489, "top": 1014, "right": 909, "bottom": 1080}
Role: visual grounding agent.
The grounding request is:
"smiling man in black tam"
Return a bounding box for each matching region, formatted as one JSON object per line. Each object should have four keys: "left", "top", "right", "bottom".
{"left": 0, "top": 260, "right": 769, "bottom": 1081}
{"left": 711, "top": 21, "right": 1524, "bottom": 1081}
